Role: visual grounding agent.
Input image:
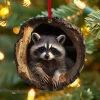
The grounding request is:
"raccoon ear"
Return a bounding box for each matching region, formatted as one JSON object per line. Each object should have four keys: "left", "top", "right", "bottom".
{"left": 57, "top": 35, "right": 66, "bottom": 44}
{"left": 31, "top": 33, "right": 41, "bottom": 43}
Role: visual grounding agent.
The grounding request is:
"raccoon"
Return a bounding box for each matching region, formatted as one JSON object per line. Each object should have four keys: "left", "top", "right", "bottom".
{"left": 28, "top": 33, "right": 70, "bottom": 89}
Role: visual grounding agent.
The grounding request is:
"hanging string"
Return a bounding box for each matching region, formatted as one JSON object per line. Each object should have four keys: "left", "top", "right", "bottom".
{"left": 48, "top": 0, "right": 52, "bottom": 20}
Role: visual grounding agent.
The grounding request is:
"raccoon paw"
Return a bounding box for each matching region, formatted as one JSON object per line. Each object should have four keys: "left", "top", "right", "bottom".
{"left": 36, "top": 67, "right": 49, "bottom": 83}
{"left": 59, "top": 73, "right": 67, "bottom": 83}
{"left": 52, "top": 77, "right": 60, "bottom": 89}
{"left": 40, "top": 72, "right": 50, "bottom": 83}
{"left": 52, "top": 72, "right": 67, "bottom": 89}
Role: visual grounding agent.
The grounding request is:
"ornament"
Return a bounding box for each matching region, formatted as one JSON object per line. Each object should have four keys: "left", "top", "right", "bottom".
{"left": 0, "top": 2, "right": 10, "bottom": 18}
{"left": 0, "top": 51, "right": 5, "bottom": 61}
{"left": 23, "top": 0, "right": 31, "bottom": 7}
{"left": 0, "top": 20, "right": 7, "bottom": 27}
{"left": 27, "top": 89, "right": 35, "bottom": 100}
{"left": 81, "top": 26, "right": 90, "bottom": 37}
{"left": 15, "top": 0, "right": 85, "bottom": 91}
{"left": 13, "top": 27, "right": 20, "bottom": 34}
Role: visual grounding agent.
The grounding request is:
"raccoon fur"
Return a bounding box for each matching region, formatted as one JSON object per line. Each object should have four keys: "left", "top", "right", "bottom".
{"left": 27, "top": 33, "right": 73, "bottom": 90}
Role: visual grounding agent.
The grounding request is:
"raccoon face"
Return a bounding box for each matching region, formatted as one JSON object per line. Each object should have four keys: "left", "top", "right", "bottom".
{"left": 30, "top": 33, "right": 66, "bottom": 60}
{"left": 34, "top": 43, "right": 63, "bottom": 60}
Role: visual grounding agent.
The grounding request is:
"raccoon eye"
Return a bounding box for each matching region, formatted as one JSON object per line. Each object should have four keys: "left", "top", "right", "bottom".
{"left": 33, "top": 47, "right": 46, "bottom": 56}
{"left": 51, "top": 47, "right": 61, "bottom": 56}
{"left": 37, "top": 47, "right": 46, "bottom": 52}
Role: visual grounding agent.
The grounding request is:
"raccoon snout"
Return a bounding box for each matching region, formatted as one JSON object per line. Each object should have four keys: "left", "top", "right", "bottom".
{"left": 40, "top": 52, "right": 55, "bottom": 60}
{"left": 45, "top": 54, "right": 49, "bottom": 59}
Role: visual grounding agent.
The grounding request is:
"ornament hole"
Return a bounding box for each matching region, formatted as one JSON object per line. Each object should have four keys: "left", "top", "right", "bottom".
{"left": 27, "top": 23, "right": 77, "bottom": 69}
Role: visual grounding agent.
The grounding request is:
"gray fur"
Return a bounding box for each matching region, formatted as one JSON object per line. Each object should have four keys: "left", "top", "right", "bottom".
{"left": 28, "top": 33, "right": 67, "bottom": 89}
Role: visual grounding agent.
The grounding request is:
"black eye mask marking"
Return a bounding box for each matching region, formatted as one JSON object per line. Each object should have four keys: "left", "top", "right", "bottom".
{"left": 34, "top": 47, "right": 46, "bottom": 55}
{"left": 50, "top": 47, "right": 62, "bottom": 56}
{"left": 36, "top": 47, "right": 46, "bottom": 53}
{"left": 38, "top": 47, "right": 46, "bottom": 52}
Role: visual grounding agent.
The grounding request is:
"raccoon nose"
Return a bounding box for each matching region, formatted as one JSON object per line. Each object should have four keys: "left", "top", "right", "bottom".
{"left": 45, "top": 54, "right": 49, "bottom": 59}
